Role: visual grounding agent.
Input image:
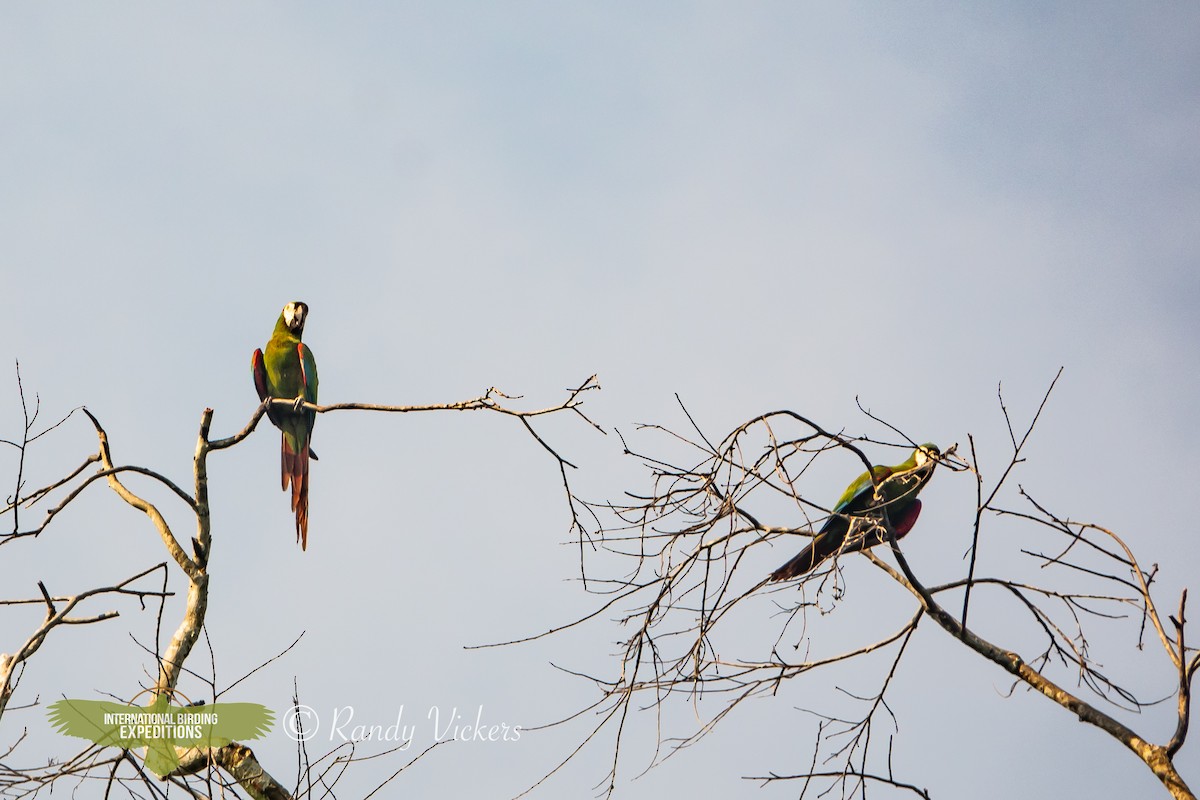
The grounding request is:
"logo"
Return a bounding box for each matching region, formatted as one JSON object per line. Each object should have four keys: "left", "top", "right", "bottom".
{"left": 47, "top": 695, "right": 274, "bottom": 777}
{"left": 274, "top": 703, "right": 523, "bottom": 748}
{"left": 282, "top": 703, "right": 319, "bottom": 741}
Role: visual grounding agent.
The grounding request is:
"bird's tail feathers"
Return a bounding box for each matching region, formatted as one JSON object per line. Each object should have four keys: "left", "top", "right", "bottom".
{"left": 768, "top": 543, "right": 819, "bottom": 582}
{"left": 281, "top": 435, "right": 311, "bottom": 550}
{"left": 281, "top": 439, "right": 295, "bottom": 492}
{"left": 768, "top": 533, "right": 839, "bottom": 582}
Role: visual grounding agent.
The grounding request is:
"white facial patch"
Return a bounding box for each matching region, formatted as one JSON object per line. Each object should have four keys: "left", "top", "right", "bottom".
{"left": 915, "top": 445, "right": 940, "bottom": 467}
{"left": 284, "top": 303, "right": 305, "bottom": 330}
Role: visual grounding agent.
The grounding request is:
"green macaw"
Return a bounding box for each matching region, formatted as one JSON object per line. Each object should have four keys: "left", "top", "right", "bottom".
{"left": 251, "top": 301, "right": 318, "bottom": 549}
{"left": 768, "top": 443, "right": 940, "bottom": 581}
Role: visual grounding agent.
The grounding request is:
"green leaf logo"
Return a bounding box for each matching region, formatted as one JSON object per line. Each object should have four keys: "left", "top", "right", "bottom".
{"left": 47, "top": 696, "right": 274, "bottom": 776}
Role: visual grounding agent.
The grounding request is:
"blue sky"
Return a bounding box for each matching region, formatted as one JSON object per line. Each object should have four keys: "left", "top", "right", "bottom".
{"left": 1, "top": 4, "right": 1197, "bottom": 798}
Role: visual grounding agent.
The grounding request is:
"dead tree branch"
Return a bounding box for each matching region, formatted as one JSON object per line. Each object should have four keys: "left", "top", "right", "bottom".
{"left": 532, "top": 380, "right": 1194, "bottom": 799}
{"left": 2, "top": 366, "right": 598, "bottom": 798}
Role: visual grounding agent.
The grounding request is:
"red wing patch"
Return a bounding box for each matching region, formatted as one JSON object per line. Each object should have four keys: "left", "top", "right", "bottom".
{"left": 297, "top": 343, "right": 309, "bottom": 389}
{"left": 251, "top": 349, "right": 269, "bottom": 401}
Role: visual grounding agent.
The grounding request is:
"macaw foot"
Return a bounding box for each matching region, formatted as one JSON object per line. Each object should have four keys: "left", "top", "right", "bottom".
{"left": 292, "top": 395, "right": 307, "bottom": 413}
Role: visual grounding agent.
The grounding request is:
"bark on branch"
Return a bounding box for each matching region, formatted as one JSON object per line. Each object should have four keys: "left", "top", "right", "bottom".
{"left": 3, "top": 371, "right": 598, "bottom": 799}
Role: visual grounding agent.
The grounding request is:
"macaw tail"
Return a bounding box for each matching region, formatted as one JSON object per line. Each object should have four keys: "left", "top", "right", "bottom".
{"left": 768, "top": 531, "right": 843, "bottom": 582}
{"left": 281, "top": 434, "right": 311, "bottom": 550}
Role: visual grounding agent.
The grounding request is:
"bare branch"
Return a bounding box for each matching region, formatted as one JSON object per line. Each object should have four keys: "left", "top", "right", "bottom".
{"left": 961, "top": 368, "right": 1063, "bottom": 633}
{"left": 541, "top": 382, "right": 1194, "bottom": 800}
{"left": 2, "top": 368, "right": 597, "bottom": 799}
{"left": 206, "top": 374, "right": 601, "bottom": 451}
{"left": 82, "top": 409, "right": 197, "bottom": 578}
{"left": 0, "top": 563, "right": 170, "bottom": 719}
{"left": 1167, "top": 590, "right": 1191, "bottom": 758}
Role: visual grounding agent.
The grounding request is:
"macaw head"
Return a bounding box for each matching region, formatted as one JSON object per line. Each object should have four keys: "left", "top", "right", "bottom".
{"left": 913, "top": 443, "right": 940, "bottom": 467}
{"left": 282, "top": 301, "right": 309, "bottom": 335}
{"left": 878, "top": 443, "right": 941, "bottom": 506}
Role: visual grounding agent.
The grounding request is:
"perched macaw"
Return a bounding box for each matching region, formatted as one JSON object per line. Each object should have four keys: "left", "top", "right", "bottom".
{"left": 768, "top": 443, "right": 940, "bottom": 581}
{"left": 251, "top": 301, "right": 318, "bottom": 549}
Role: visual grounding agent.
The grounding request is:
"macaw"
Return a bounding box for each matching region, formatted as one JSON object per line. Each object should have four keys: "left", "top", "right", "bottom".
{"left": 768, "top": 443, "right": 940, "bottom": 581}
{"left": 251, "top": 301, "right": 318, "bottom": 549}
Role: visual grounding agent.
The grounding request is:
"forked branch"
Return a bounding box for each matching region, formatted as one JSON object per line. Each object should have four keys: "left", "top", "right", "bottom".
{"left": 1, "top": 368, "right": 600, "bottom": 799}
{"left": 533, "top": 382, "right": 1194, "bottom": 799}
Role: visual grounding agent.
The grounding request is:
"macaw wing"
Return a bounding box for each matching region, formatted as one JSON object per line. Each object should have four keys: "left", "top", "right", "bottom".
{"left": 874, "top": 457, "right": 938, "bottom": 512}
{"left": 829, "top": 465, "right": 893, "bottom": 517}
{"left": 251, "top": 348, "right": 270, "bottom": 402}
{"left": 298, "top": 343, "right": 318, "bottom": 447}
{"left": 298, "top": 344, "right": 318, "bottom": 404}
{"left": 46, "top": 699, "right": 143, "bottom": 749}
